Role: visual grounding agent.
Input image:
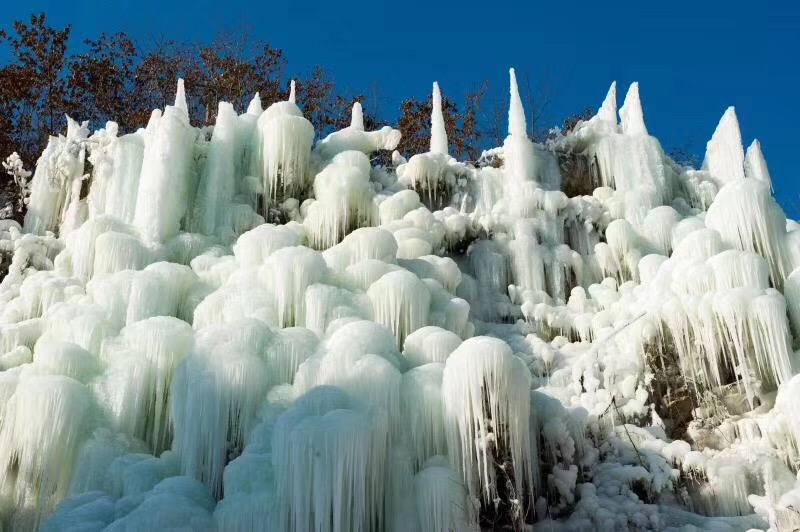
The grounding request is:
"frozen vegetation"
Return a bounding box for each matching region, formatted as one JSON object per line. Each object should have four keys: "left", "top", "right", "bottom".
{"left": 0, "top": 68, "right": 797, "bottom": 531}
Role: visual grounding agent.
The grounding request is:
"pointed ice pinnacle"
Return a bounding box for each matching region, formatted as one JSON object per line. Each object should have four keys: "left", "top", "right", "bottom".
{"left": 351, "top": 101, "right": 365, "bottom": 131}
{"left": 288, "top": 80, "right": 297, "bottom": 104}
{"left": 430, "top": 82, "right": 448, "bottom": 155}
{"left": 702, "top": 107, "right": 744, "bottom": 182}
{"left": 597, "top": 81, "right": 618, "bottom": 126}
{"left": 65, "top": 115, "right": 87, "bottom": 138}
{"left": 508, "top": 68, "right": 527, "bottom": 138}
{"left": 174, "top": 78, "right": 189, "bottom": 117}
{"left": 247, "top": 92, "right": 262, "bottom": 116}
{"left": 745, "top": 139, "right": 772, "bottom": 190}
{"left": 619, "top": 82, "right": 647, "bottom": 136}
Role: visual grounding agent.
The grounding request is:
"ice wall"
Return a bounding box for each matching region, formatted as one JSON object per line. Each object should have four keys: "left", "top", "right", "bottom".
{"left": 0, "top": 71, "right": 796, "bottom": 531}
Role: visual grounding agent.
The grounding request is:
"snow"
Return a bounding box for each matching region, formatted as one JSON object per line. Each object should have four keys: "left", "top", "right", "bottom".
{"left": 0, "top": 70, "right": 796, "bottom": 531}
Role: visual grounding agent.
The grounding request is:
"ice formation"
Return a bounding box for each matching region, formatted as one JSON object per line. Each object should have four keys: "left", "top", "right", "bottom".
{"left": 396, "top": 83, "right": 461, "bottom": 211}
{"left": 0, "top": 71, "right": 798, "bottom": 531}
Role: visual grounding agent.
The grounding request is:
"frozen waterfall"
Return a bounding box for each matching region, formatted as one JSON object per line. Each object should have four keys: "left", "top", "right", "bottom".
{"left": 0, "top": 72, "right": 797, "bottom": 532}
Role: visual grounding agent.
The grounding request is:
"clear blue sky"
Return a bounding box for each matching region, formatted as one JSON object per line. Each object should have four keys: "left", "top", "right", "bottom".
{"left": 5, "top": 0, "right": 799, "bottom": 215}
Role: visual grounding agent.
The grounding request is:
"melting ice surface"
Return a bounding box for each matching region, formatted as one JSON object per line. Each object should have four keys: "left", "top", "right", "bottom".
{"left": 1, "top": 68, "right": 799, "bottom": 531}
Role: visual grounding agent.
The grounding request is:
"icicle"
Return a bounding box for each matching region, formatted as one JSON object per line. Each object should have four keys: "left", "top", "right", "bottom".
{"left": 93, "top": 231, "right": 150, "bottom": 277}
{"left": 583, "top": 117, "right": 667, "bottom": 205}
{"left": 0, "top": 345, "right": 32, "bottom": 370}
{"left": 126, "top": 262, "right": 198, "bottom": 325}
{"left": 324, "top": 319, "right": 401, "bottom": 366}
{"left": 747, "top": 290, "right": 793, "bottom": 389}
{"left": 257, "top": 103, "right": 314, "bottom": 204}
{"left": 191, "top": 101, "right": 237, "bottom": 235}
{"left": 271, "top": 387, "right": 360, "bottom": 529}
{"left": 133, "top": 101, "right": 195, "bottom": 242}
{"left": 703, "top": 286, "right": 794, "bottom": 407}
{"left": 0, "top": 376, "right": 93, "bottom": 529}
{"left": 367, "top": 269, "right": 431, "bottom": 347}
{"left": 707, "top": 250, "right": 770, "bottom": 291}
{"left": 467, "top": 239, "right": 510, "bottom": 299}
{"left": 303, "top": 151, "right": 376, "bottom": 249}
{"left": 246, "top": 92, "right": 262, "bottom": 116}
{"left": 264, "top": 327, "right": 318, "bottom": 387}
{"left": 215, "top": 493, "right": 277, "bottom": 532}
{"left": 414, "top": 460, "right": 478, "bottom": 531}
{"left": 784, "top": 269, "right": 800, "bottom": 341}
{"left": 174, "top": 78, "right": 189, "bottom": 118}
{"left": 99, "top": 317, "right": 193, "bottom": 454}
{"left": 260, "top": 246, "right": 328, "bottom": 327}
{"left": 706, "top": 179, "right": 789, "bottom": 286}
{"left": 85, "top": 121, "right": 118, "bottom": 219}
{"left": 745, "top": 139, "right": 772, "bottom": 190}
{"left": 294, "top": 350, "right": 400, "bottom": 531}
{"left": 501, "top": 69, "right": 539, "bottom": 190}
{"left": 619, "top": 82, "right": 647, "bottom": 136}
{"left": 24, "top": 116, "right": 90, "bottom": 235}
{"left": 507, "top": 68, "right": 527, "bottom": 138}
{"left": 441, "top": 336, "right": 534, "bottom": 505}
{"left": 170, "top": 321, "right": 272, "bottom": 496}
{"left": 430, "top": 82, "right": 448, "bottom": 155}
{"left": 67, "top": 428, "right": 148, "bottom": 497}
{"left": 702, "top": 106, "right": 745, "bottom": 183}
{"left": 102, "top": 132, "right": 145, "bottom": 224}
{"left": 288, "top": 79, "right": 296, "bottom": 103}
{"left": 402, "top": 326, "right": 462, "bottom": 367}
{"left": 597, "top": 81, "right": 618, "bottom": 126}
{"left": 63, "top": 215, "right": 137, "bottom": 280}
{"left": 232, "top": 222, "right": 305, "bottom": 266}
{"left": 396, "top": 76, "right": 457, "bottom": 198}
{"left": 322, "top": 227, "right": 398, "bottom": 271}
{"left": 351, "top": 101, "right": 365, "bottom": 130}
{"left": 215, "top": 451, "right": 278, "bottom": 527}
{"left": 395, "top": 154, "right": 453, "bottom": 210}
{"left": 33, "top": 341, "right": 100, "bottom": 383}
{"left": 510, "top": 235, "right": 546, "bottom": 293}
{"left": 401, "top": 364, "right": 448, "bottom": 468}
{"left": 304, "top": 283, "right": 368, "bottom": 334}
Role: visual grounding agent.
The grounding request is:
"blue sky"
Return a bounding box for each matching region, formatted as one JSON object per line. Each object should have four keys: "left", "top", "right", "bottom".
{"left": 5, "top": 0, "right": 799, "bottom": 214}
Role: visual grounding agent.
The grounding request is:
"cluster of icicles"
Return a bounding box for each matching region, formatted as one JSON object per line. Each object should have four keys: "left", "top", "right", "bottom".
{"left": 0, "top": 65, "right": 799, "bottom": 531}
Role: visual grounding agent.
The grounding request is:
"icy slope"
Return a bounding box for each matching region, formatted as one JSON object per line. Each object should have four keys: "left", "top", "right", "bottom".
{"left": 0, "top": 69, "right": 797, "bottom": 531}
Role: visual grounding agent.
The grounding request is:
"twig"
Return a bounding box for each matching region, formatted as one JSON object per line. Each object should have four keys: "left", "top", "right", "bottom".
{"left": 611, "top": 396, "right": 647, "bottom": 471}
{"left": 599, "top": 395, "right": 647, "bottom": 472}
